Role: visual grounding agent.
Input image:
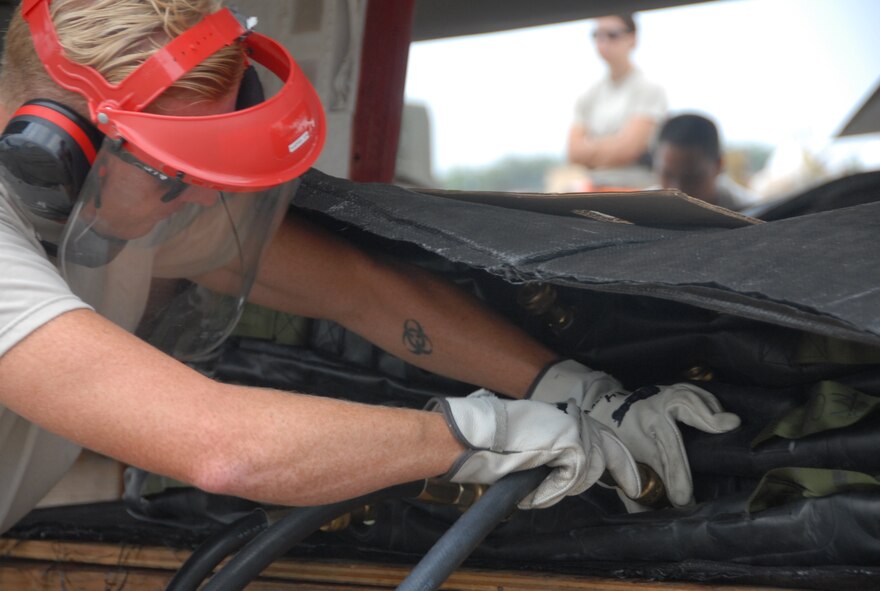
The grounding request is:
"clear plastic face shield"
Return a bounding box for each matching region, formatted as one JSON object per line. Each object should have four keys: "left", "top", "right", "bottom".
{"left": 60, "top": 141, "right": 299, "bottom": 359}
{"left": 19, "top": 0, "right": 326, "bottom": 360}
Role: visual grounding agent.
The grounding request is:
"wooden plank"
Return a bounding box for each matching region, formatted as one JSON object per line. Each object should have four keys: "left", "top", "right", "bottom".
{"left": 0, "top": 562, "right": 369, "bottom": 591}
{"left": 0, "top": 539, "right": 193, "bottom": 572}
{"left": 0, "top": 564, "right": 173, "bottom": 591}
{"left": 0, "top": 539, "right": 798, "bottom": 590}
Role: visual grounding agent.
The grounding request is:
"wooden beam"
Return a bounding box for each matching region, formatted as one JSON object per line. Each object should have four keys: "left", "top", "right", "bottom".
{"left": 0, "top": 563, "right": 369, "bottom": 591}
{"left": 0, "top": 539, "right": 791, "bottom": 590}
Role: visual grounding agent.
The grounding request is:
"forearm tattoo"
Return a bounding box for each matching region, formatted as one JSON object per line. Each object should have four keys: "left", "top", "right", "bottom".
{"left": 402, "top": 319, "right": 433, "bottom": 355}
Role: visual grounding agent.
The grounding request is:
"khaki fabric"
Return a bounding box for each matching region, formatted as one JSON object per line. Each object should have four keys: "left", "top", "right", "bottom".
{"left": 752, "top": 381, "right": 880, "bottom": 448}
{"left": 748, "top": 467, "right": 880, "bottom": 513}
{"left": 572, "top": 68, "right": 667, "bottom": 138}
{"left": 0, "top": 185, "right": 92, "bottom": 535}
{"left": 231, "top": 303, "right": 310, "bottom": 346}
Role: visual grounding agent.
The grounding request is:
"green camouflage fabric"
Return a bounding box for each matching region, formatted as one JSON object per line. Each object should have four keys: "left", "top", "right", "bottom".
{"left": 751, "top": 381, "right": 880, "bottom": 448}
{"left": 231, "top": 303, "right": 310, "bottom": 346}
{"left": 748, "top": 467, "right": 880, "bottom": 513}
{"left": 797, "top": 333, "right": 880, "bottom": 364}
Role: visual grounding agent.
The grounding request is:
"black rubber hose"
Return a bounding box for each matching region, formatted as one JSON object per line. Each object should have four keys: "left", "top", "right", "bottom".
{"left": 201, "top": 480, "right": 425, "bottom": 591}
{"left": 165, "top": 509, "right": 269, "bottom": 591}
{"left": 396, "top": 466, "right": 551, "bottom": 591}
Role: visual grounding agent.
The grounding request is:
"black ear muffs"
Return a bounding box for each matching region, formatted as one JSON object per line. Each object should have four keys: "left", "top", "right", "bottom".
{"left": 0, "top": 99, "right": 104, "bottom": 220}
{"left": 235, "top": 64, "right": 266, "bottom": 110}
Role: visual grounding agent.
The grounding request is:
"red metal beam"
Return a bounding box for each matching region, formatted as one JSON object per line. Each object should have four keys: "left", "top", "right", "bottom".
{"left": 350, "top": 0, "right": 416, "bottom": 182}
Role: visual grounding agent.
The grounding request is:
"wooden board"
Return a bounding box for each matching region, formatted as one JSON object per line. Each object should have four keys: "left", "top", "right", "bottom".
{"left": 0, "top": 539, "right": 800, "bottom": 590}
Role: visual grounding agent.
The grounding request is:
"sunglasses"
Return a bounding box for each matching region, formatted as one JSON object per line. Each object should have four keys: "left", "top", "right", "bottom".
{"left": 592, "top": 28, "right": 631, "bottom": 41}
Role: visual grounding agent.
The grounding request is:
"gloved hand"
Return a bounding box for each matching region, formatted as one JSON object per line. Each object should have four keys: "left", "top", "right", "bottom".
{"left": 527, "top": 358, "right": 622, "bottom": 408}
{"left": 528, "top": 360, "right": 741, "bottom": 509}
{"left": 588, "top": 383, "right": 740, "bottom": 509}
{"left": 429, "top": 389, "right": 641, "bottom": 509}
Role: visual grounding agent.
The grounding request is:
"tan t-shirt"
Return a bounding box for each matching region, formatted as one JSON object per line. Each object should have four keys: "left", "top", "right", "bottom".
{"left": 572, "top": 68, "right": 668, "bottom": 138}
{"left": 0, "top": 184, "right": 91, "bottom": 534}
{"left": 0, "top": 185, "right": 92, "bottom": 357}
{"left": 572, "top": 69, "right": 667, "bottom": 187}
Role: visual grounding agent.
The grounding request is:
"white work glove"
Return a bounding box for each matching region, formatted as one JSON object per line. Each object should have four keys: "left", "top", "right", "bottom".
{"left": 527, "top": 359, "right": 622, "bottom": 408}
{"left": 528, "top": 360, "right": 741, "bottom": 510}
{"left": 429, "top": 390, "right": 641, "bottom": 509}
{"left": 588, "top": 383, "right": 740, "bottom": 510}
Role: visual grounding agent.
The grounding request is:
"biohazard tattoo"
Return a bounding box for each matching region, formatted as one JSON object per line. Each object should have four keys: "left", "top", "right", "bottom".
{"left": 402, "top": 319, "right": 433, "bottom": 355}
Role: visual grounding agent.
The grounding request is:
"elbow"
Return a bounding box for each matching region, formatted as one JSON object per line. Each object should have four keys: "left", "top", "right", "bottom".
{"left": 181, "top": 423, "right": 255, "bottom": 498}
{"left": 186, "top": 448, "right": 248, "bottom": 498}
{"left": 186, "top": 448, "right": 325, "bottom": 507}
{"left": 566, "top": 127, "right": 589, "bottom": 166}
{"left": 180, "top": 423, "right": 310, "bottom": 504}
{"left": 567, "top": 139, "right": 591, "bottom": 167}
{"left": 565, "top": 141, "right": 578, "bottom": 164}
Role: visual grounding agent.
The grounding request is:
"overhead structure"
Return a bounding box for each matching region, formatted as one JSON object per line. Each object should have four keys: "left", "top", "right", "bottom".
{"left": 412, "top": 0, "right": 714, "bottom": 40}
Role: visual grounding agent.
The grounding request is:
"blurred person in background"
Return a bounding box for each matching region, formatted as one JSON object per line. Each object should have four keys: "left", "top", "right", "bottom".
{"left": 565, "top": 13, "right": 667, "bottom": 190}
{"left": 653, "top": 113, "right": 758, "bottom": 210}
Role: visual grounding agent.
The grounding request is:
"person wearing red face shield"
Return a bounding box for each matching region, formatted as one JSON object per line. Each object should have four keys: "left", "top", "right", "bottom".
{"left": 0, "top": 0, "right": 739, "bottom": 534}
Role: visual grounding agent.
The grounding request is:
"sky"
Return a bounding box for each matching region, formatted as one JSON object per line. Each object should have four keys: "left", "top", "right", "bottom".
{"left": 403, "top": 0, "right": 880, "bottom": 179}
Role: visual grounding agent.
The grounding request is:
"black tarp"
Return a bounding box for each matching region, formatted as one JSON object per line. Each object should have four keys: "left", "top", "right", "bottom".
{"left": 7, "top": 169, "right": 880, "bottom": 590}
{"left": 294, "top": 168, "right": 880, "bottom": 346}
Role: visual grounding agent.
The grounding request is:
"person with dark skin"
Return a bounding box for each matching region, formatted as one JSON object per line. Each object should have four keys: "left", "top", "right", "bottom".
{"left": 0, "top": 0, "right": 739, "bottom": 533}
{"left": 653, "top": 113, "right": 757, "bottom": 210}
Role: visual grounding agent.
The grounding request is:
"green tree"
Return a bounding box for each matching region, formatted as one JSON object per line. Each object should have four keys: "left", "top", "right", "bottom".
{"left": 441, "top": 155, "right": 563, "bottom": 192}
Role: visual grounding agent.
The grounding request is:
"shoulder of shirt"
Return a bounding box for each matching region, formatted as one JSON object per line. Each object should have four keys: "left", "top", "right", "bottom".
{"left": 624, "top": 68, "right": 664, "bottom": 89}
{"left": 715, "top": 174, "right": 759, "bottom": 209}
{"left": 582, "top": 76, "right": 610, "bottom": 95}
{"left": 0, "top": 179, "right": 44, "bottom": 246}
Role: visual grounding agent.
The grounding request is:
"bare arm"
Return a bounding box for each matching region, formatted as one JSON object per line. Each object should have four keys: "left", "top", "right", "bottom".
{"left": 242, "top": 214, "right": 557, "bottom": 398}
{"left": 0, "top": 309, "right": 462, "bottom": 506}
{"left": 567, "top": 116, "right": 656, "bottom": 169}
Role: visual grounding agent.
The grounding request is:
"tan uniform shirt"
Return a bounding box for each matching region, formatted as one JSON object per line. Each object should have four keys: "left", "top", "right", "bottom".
{"left": 0, "top": 184, "right": 91, "bottom": 534}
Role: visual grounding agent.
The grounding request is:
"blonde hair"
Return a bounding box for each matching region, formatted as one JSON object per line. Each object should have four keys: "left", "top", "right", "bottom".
{"left": 0, "top": 0, "right": 245, "bottom": 115}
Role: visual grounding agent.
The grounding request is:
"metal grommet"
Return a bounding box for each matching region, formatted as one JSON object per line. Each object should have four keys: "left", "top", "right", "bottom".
{"left": 683, "top": 365, "right": 714, "bottom": 381}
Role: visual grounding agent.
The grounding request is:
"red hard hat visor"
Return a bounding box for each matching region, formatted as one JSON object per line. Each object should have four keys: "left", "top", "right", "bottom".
{"left": 22, "top": 0, "right": 325, "bottom": 191}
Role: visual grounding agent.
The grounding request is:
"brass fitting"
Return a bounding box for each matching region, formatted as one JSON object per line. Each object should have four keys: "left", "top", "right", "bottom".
{"left": 416, "top": 478, "right": 487, "bottom": 510}
{"left": 517, "top": 283, "right": 558, "bottom": 316}
{"left": 516, "top": 283, "right": 575, "bottom": 334}
{"left": 631, "top": 463, "right": 671, "bottom": 509}
{"left": 319, "top": 479, "right": 487, "bottom": 532}
{"left": 600, "top": 462, "right": 671, "bottom": 509}
{"left": 683, "top": 365, "right": 714, "bottom": 382}
{"left": 320, "top": 504, "right": 376, "bottom": 532}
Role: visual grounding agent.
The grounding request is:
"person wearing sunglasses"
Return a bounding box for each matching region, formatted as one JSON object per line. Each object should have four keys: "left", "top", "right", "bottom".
{"left": 0, "top": 0, "right": 739, "bottom": 535}
{"left": 566, "top": 14, "right": 668, "bottom": 189}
